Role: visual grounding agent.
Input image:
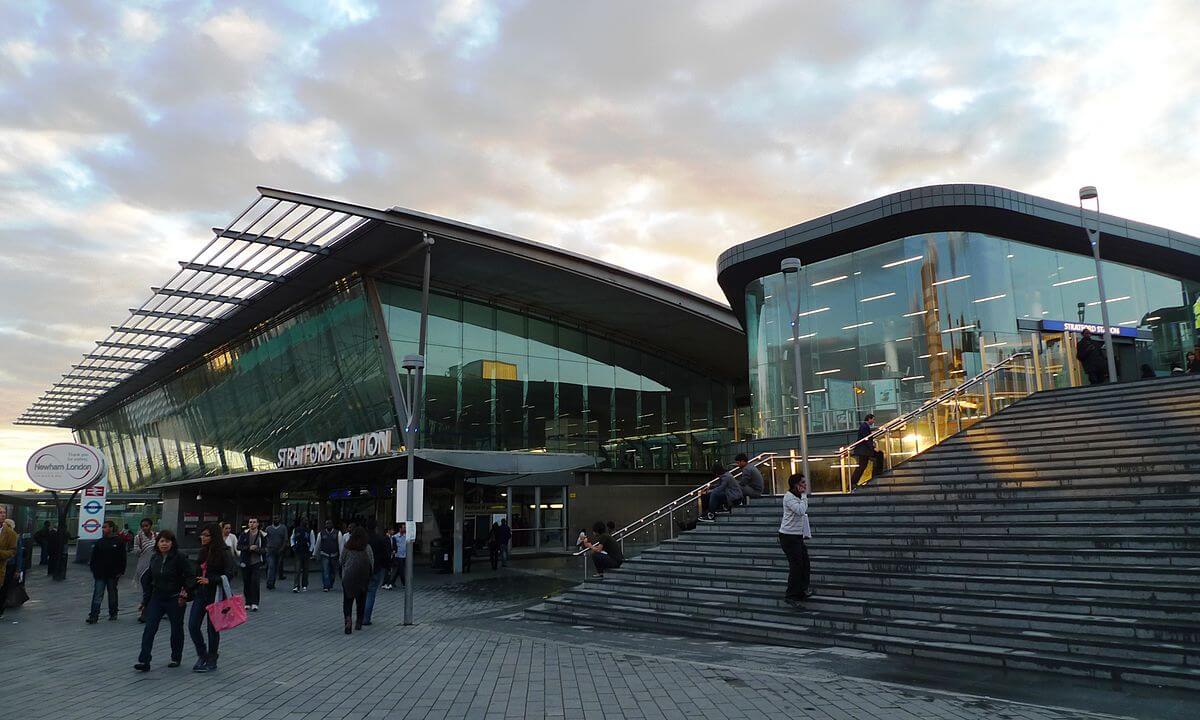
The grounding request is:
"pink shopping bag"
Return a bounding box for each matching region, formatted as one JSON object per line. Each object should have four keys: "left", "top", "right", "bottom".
{"left": 206, "top": 576, "right": 247, "bottom": 632}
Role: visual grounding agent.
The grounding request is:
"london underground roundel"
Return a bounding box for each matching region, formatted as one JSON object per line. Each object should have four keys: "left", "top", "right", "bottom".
{"left": 25, "top": 443, "right": 107, "bottom": 491}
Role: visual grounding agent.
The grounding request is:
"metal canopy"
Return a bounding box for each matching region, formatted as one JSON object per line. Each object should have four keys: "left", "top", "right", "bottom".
{"left": 20, "top": 186, "right": 743, "bottom": 428}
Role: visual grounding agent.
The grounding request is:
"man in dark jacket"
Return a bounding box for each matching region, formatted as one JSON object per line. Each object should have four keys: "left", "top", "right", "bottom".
{"left": 1076, "top": 329, "right": 1110, "bottom": 384}
{"left": 850, "top": 414, "right": 884, "bottom": 486}
{"left": 237, "top": 517, "right": 266, "bottom": 611}
{"left": 87, "top": 520, "right": 127, "bottom": 623}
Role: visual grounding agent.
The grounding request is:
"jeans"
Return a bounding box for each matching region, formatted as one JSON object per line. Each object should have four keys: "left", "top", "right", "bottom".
{"left": 293, "top": 553, "right": 310, "bottom": 589}
{"left": 265, "top": 550, "right": 282, "bottom": 589}
{"left": 592, "top": 552, "right": 621, "bottom": 575}
{"left": 343, "top": 590, "right": 366, "bottom": 624}
{"left": 320, "top": 555, "right": 337, "bottom": 590}
{"left": 703, "top": 490, "right": 731, "bottom": 514}
{"left": 363, "top": 569, "right": 385, "bottom": 623}
{"left": 499, "top": 544, "right": 510, "bottom": 566}
{"left": 386, "top": 556, "right": 406, "bottom": 586}
{"left": 241, "top": 564, "right": 261, "bottom": 605}
{"left": 187, "top": 590, "right": 220, "bottom": 659}
{"left": 139, "top": 595, "right": 185, "bottom": 664}
{"left": 90, "top": 576, "right": 119, "bottom": 618}
{"left": 778, "top": 533, "right": 810, "bottom": 599}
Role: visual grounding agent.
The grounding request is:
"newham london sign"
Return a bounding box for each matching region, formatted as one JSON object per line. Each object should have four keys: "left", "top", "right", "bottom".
{"left": 25, "top": 442, "right": 107, "bottom": 491}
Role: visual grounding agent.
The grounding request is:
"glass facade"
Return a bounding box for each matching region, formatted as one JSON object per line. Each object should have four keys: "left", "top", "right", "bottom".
{"left": 78, "top": 284, "right": 396, "bottom": 490}
{"left": 746, "top": 231, "right": 1200, "bottom": 439}
{"left": 378, "top": 282, "right": 735, "bottom": 471}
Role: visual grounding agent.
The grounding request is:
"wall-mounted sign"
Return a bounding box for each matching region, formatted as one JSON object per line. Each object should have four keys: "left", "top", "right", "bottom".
{"left": 77, "top": 480, "right": 108, "bottom": 540}
{"left": 25, "top": 442, "right": 107, "bottom": 491}
{"left": 1040, "top": 319, "right": 1140, "bottom": 339}
{"left": 276, "top": 429, "right": 394, "bottom": 469}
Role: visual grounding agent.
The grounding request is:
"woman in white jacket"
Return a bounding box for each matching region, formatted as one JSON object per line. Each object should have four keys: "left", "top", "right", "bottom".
{"left": 779, "top": 473, "right": 813, "bottom": 605}
{"left": 131, "top": 518, "right": 156, "bottom": 622}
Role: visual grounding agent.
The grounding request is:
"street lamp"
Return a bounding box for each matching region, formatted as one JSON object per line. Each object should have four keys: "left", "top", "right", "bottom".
{"left": 779, "top": 257, "right": 811, "bottom": 482}
{"left": 1079, "top": 186, "right": 1118, "bottom": 383}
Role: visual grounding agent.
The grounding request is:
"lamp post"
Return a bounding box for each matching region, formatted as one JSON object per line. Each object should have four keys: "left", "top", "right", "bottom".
{"left": 1079, "top": 186, "right": 1118, "bottom": 383}
{"left": 399, "top": 352, "right": 425, "bottom": 625}
{"left": 780, "top": 257, "right": 811, "bottom": 482}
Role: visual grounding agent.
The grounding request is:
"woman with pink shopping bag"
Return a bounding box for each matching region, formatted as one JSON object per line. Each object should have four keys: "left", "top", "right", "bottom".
{"left": 188, "top": 523, "right": 242, "bottom": 673}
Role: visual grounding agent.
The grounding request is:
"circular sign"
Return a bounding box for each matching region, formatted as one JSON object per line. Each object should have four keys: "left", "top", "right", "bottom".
{"left": 83, "top": 500, "right": 103, "bottom": 515}
{"left": 81, "top": 518, "right": 101, "bottom": 534}
{"left": 25, "top": 443, "right": 106, "bottom": 491}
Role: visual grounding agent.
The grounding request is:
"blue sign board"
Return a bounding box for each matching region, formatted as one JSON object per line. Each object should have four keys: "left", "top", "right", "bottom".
{"left": 1040, "top": 319, "right": 1140, "bottom": 339}
{"left": 83, "top": 499, "right": 103, "bottom": 515}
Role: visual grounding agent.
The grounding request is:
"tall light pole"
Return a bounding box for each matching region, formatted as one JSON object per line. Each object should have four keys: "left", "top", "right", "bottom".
{"left": 780, "top": 257, "right": 811, "bottom": 482}
{"left": 1079, "top": 186, "right": 1118, "bottom": 383}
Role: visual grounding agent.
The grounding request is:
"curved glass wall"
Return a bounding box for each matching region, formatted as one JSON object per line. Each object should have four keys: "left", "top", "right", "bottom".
{"left": 379, "top": 282, "right": 734, "bottom": 471}
{"left": 746, "top": 231, "right": 1200, "bottom": 439}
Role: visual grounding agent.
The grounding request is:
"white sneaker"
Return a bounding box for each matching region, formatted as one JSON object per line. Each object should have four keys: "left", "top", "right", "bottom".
{"left": 250, "top": 604, "right": 259, "bottom": 612}
{"left": 302, "top": 587, "right": 308, "bottom": 592}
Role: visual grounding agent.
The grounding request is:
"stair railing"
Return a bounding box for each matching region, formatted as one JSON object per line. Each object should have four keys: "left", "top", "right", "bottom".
{"left": 573, "top": 451, "right": 778, "bottom": 579}
{"left": 838, "top": 352, "right": 1034, "bottom": 492}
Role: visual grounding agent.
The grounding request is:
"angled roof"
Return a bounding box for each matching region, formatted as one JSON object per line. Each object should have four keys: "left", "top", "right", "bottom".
{"left": 20, "top": 188, "right": 744, "bottom": 428}
{"left": 716, "top": 183, "right": 1200, "bottom": 323}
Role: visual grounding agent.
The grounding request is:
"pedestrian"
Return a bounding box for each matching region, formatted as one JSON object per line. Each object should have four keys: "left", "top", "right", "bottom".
{"left": 1076, "top": 328, "right": 1110, "bottom": 384}
{"left": 291, "top": 519, "right": 315, "bottom": 593}
{"left": 135, "top": 530, "right": 192, "bottom": 672}
{"left": 580, "top": 520, "right": 623, "bottom": 579}
{"left": 0, "top": 507, "right": 17, "bottom": 618}
{"left": 120, "top": 524, "right": 134, "bottom": 547}
{"left": 132, "top": 518, "right": 155, "bottom": 622}
{"left": 734, "top": 453, "right": 765, "bottom": 500}
{"left": 188, "top": 523, "right": 230, "bottom": 673}
{"left": 263, "top": 516, "right": 288, "bottom": 591}
{"left": 220, "top": 522, "right": 239, "bottom": 569}
{"left": 363, "top": 521, "right": 390, "bottom": 625}
{"left": 33, "top": 521, "right": 49, "bottom": 565}
{"left": 498, "top": 519, "right": 511, "bottom": 567}
{"left": 317, "top": 520, "right": 341, "bottom": 592}
{"left": 339, "top": 526, "right": 373, "bottom": 634}
{"left": 237, "top": 517, "right": 266, "bottom": 611}
{"left": 487, "top": 522, "right": 501, "bottom": 571}
{"left": 382, "top": 527, "right": 396, "bottom": 589}
{"left": 700, "top": 463, "right": 742, "bottom": 521}
{"left": 86, "top": 520, "right": 126, "bottom": 624}
{"left": 779, "top": 473, "right": 813, "bottom": 606}
{"left": 850, "top": 414, "right": 884, "bottom": 486}
{"left": 388, "top": 523, "right": 408, "bottom": 588}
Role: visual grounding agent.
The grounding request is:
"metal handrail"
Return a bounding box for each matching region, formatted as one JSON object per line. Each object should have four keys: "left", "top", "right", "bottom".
{"left": 573, "top": 451, "right": 778, "bottom": 558}
{"left": 839, "top": 352, "right": 1032, "bottom": 457}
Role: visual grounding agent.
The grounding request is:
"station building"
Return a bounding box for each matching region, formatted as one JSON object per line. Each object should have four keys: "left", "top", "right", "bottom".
{"left": 717, "top": 184, "right": 1200, "bottom": 489}
{"left": 18, "top": 188, "right": 746, "bottom": 556}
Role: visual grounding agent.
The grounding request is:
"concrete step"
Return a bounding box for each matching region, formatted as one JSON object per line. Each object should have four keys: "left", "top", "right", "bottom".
{"left": 686, "top": 530, "right": 1200, "bottom": 551}
{"left": 694, "top": 518, "right": 1200, "bottom": 534}
{"left": 608, "top": 566, "right": 1200, "bottom": 620}
{"left": 638, "top": 547, "right": 1200, "bottom": 582}
{"left": 573, "top": 579, "right": 1200, "bottom": 646}
{"left": 625, "top": 557, "right": 1200, "bottom": 604}
{"left": 525, "top": 601, "right": 1200, "bottom": 690}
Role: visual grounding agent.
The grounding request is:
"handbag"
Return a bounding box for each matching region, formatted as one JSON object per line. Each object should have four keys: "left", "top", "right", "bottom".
{"left": 205, "top": 575, "right": 247, "bottom": 632}
{"left": 5, "top": 577, "right": 29, "bottom": 608}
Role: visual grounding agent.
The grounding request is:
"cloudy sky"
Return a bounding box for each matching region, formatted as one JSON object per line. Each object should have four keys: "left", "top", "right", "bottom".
{"left": 2, "top": 0, "right": 1198, "bottom": 489}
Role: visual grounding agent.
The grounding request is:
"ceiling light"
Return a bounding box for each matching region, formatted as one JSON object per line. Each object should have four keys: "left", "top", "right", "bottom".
{"left": 932, "top": 274, "right": 971, "bottom": 286}
{"left": 1086, "top": 295, "right": 1131, "bottom": 306}
{"left": 842, "top": 321, "right": 873, "bottom": 330}
{"left": 982, "top": 341, "right": 1007, "bottom": 348}
{"left": 882, "top": 255, "right": 923, "bottom": 268}
{"left": 797, "top": 306, "right": 830, "bottom": 317}
{"left": 902, "top": 310, "right": 927, "bottom": 317}
{"left": 1145, "top": 316, "right": 1161, "bottom": 322}
{"left": 861, "top": 292, "right": 896, "bottom": 303}
{"left": 942, "top": 324, "right": 978, "bottom": 333}
{"left": 1052, "top": 275, "right": 1095, "bottom": 287}
{"left": 863, "top": 361, "right": 887, "bottom": 368}
{"left": 901, "top": 375, "right": 924, "bottom": 381}
{"left": 812, "top": 275, "right": 849, "bottom": 287}
{"left": 972, "top": 294, "right": 1007, "bottom": 303}
{"left": 804, "top": 388, "right": 826, "bottom": 394}
{"left": 815, "top": 369, "right": 840, "bottom": 375}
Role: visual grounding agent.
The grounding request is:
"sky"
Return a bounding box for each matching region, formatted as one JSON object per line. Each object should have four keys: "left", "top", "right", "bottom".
{"left": 1, "top": 0, "right": 1198, "bottom": 490}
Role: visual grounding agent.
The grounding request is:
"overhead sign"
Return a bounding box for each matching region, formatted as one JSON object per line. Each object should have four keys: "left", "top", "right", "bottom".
{"left": 1040, "top": 319, "right": 1140, "bottom": 339}
{"left": 276, "top": 429, "right": 394, "bottom": 469}
{"left": 77, "top": 480, "right": 108, "bottom": 541}
{"left": 25, "top": 442, "right": 107, "bottom": 491}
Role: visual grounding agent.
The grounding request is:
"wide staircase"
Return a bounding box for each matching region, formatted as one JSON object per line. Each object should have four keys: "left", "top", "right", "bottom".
{"left": 526, "top": 374, "right": 1200, "bottom": 689}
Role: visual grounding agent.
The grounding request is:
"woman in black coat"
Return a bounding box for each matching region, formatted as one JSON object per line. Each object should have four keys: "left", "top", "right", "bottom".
{"left": 188, "top": 523, "right": 229, "bottom": 673}
{"left": 135, "top": 530, "right": 193, "bottom": 671}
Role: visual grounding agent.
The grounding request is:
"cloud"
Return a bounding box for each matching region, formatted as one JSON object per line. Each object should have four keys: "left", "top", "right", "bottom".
{"left": 1, "top": 0, "right": 1200, "bottom": 488}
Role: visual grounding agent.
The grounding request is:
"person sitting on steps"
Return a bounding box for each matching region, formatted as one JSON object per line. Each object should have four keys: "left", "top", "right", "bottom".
{"left": 700, "top": 462, "right": 742, "bottom": 521}
{"left": 580, "top": 521, "right": 623, "bottom": 579}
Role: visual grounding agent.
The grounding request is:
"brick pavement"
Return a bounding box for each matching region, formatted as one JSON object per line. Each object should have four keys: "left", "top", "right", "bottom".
{"left": 0, "top": 562, "right": 1172, "bottom": 720}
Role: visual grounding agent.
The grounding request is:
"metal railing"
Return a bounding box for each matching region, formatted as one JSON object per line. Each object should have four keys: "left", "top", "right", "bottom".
{"left": 837, "top": 352, "right": 1034, "bottom": 491}
{"left": 574, "top": 451, "right": 778, "bottom": 578}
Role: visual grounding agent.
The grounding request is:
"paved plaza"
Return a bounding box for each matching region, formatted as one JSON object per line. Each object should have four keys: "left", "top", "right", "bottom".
{"left": 1, "top": 560, "right": 1193, "bottom": 720}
